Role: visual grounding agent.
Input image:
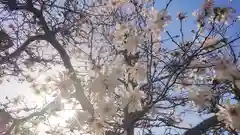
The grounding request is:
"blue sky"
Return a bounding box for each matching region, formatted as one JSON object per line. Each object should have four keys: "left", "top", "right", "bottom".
{"left": 137, "top": 0, "right": 240, "bottom": 134}
{"left": 155, "top": 0, "right": 240, "bottom": 44}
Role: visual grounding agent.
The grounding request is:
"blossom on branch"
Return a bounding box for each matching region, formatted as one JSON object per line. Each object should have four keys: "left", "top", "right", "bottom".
{"left": 151, "top": 8, "right": 172, "bottom": 31}
{"left": 121, "top": 83, "right": 146, "bottom": 113}
{"left": 128, "top": 63, "right": 147, "bottom": 83}
{"left": 88, "top": 66, "right": 122, "bottom": 97}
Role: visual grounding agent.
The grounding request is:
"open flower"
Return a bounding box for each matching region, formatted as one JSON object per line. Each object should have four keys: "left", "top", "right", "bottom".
{"left": 151, "top": 9, "right": 171, "bottom": 31}
{"left": 128, "top": 62, "right": 147, "bottom": 83}
{"left": 121, "top": 84, "right": 146, "bottom": 113}
{"left": 217, "top": 104, "right": 240, "bottom": 131}
{"left": 88, "top": 70, "right": 121, "bottom": 97}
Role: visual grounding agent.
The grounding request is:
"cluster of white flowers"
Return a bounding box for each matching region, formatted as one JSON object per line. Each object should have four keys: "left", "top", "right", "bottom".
{"left": 127, "top": 62, "right": 147, "bottom": 84}
{"left": 192, "top": 0, "right": 214, "bottom": 26}
{"left": 88, "top": 65, "right": 123, "bottom": 98}
{"left": 217, "top": 104, "right": 240, "bottom": 131}
{"left": 184, "top": 53, "right": 240, "bottom": 131}
{"left": 84, "top": 57, "right": 146, "bottom": 134}
{"left": 121, "top": 83, "right": 146, "bottom": 113}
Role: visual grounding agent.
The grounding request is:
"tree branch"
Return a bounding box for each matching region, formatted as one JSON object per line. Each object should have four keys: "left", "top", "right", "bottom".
{"left": 26, "top": 3, "right": 94, "bottom": 115}
{"left": 0, "top": 35, "right": 45, "bottom": 64}
{"left": 3, "top": 0, "right": 95, "bottom": 115}
{"left": 184, "top": 115, "right": 220, "bottom": 135}
{"left": 46, "top": 35, "right": 94, "bottom": 115}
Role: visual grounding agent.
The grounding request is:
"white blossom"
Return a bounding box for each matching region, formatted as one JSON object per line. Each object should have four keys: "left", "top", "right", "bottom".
{"left": 88, "top": 69, "right": 121, "bottom": 97}
{"left": 217, "top": 104, "right": 240, "bottom": 131}
{"left": 202, "top": 37, "right": 220, "bottom": 49}
{"left": 151, "top": 8, "right": 171, "bottom": 31}
{"left": 192, "top": 10, "right": 201, "bottom": 17}
{"left": 121, "top": 84, "right": 146, "bottom": 113}
{"left": 128, "top": 62, "right": 147, "bottom": 83}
